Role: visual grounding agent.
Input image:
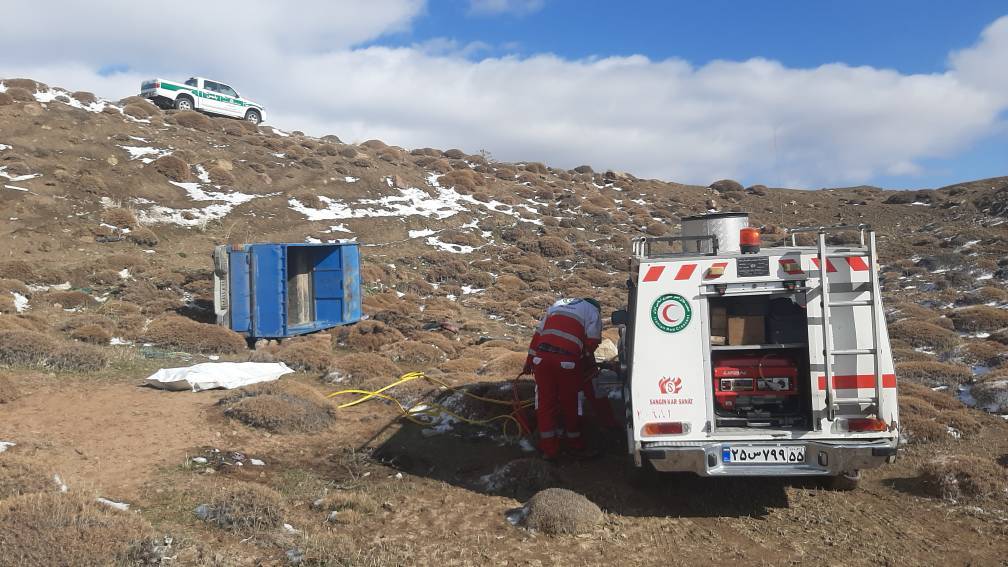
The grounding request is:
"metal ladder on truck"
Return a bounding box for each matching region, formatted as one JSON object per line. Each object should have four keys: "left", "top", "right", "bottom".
{"left": 790, "top": 225, "right": 885, "bottom": 422}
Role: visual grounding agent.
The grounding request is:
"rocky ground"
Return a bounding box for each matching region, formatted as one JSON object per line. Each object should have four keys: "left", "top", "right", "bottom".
{"left": 0, "top": 78, "right": 1006, "bottom": 566}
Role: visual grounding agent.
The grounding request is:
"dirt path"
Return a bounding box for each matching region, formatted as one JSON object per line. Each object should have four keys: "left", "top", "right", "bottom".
{"left": 0, "top": 376, "right": 231, "bottom": 500}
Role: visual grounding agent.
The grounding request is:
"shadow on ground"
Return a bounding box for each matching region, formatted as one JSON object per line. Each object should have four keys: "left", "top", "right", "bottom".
{"left": 368, "top": 415, "right": 792, "bottom": 519}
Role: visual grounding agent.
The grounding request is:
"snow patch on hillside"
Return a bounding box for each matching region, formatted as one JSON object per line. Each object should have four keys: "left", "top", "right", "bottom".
{"left": 137, "top": 182, "right": 264, "bottom": 227}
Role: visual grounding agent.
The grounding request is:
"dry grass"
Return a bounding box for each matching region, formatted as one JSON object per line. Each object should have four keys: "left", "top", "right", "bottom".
{"left": 480, "top": 458, "right": 558, "bottom": 497}
{"left": 206, "top": 165, "right": 235, "bottom": 185}
{"left": 128, "top": 226, "right": 159, "bottom": 246}
{"left": 144, "top": 315, "right": 247, "bottom": 354}
{"left": 538, "top": 236, "right": 574, "bottom": 258}
{"left": 101, "top": 207, "right": 137, "bottom": 228}
{"left": 272, "top": 340, "right": 334, "bottom": 373}
{"left": 122, "top": 103, "right": 151, "bottom": 119}
{"left": 0, "top": 455, "right": 54, "bottom": 499}
{"left": 0, "top": 373, "right": 19, "bottom": 403}
{"left": 219, "top": 381, "right": 334, "bottom": 433}
{"left": 0, "top": 492, "right": 154, "bottom": 566}
{"left": 521, "top": 488, "right": 603, "bottom": 535}
{"left": 383, "top": 340, "right": 444, "bottom": 366}
{"left": 326, "top": 352, "right": 402, "bottom": 388}
{"left": 900, "top": 414, "right": 952, "bottom": 444}
{"left": 960, "top": 340, "right": 1007, "bottom": 367}
{"left": 39, "top": 290, "right": 95, "bottom": 309}
{"left": 895, "top": 360, "right": 973, "bottom": 388}
{"left": 0, "top": 329, "right": 109, "bottom": 371}
{"left": 918, "top": 454, "right": 1008, "bottom": 503}
{"left": 313, "top": 490, "right": 379, "bottom": 525}
{"left": 892, "top": 348, "right": 935, "bottom": 363}
{"left": 0, "top": 278, "right": 29, "bottom": 296}
{"left": 479, "top": 351, "right": 527, "bottom": 378}
{"left": 899, "top": 381, "right": 965, "bottom": 410}
{"left": 0, "top": 260, "right": 35, "bottom": 283}
{"left": 5, "top": 86, "right": 35, "bottom": 102}
{"left": 972, "top": 380, "right": 1007, "bottom": 413}
{"left": 147, "top": 154, "right": 191, "bottom": 182}
{"left": 170, "top": 110, "right": 213, "bottom": 131}
{"left": 495, "top": 274, "right": 528, "bottom": 292}
{"left": 949, "top": 306, "right": 1008, "bottom": 333}
{"left": 71, "top": 91, "right": 97, "bottom": 104}
{"left": 69, "top": 324, "right": 111, "bottom": 345}
{"left": 333, "top": 320, "right": 405, "bottom": 352}
{"left": 200, "top": 480, "right": 287, "bottom": 531}
{"left": 4, "top": 78, "right": 42, "bottom": 91}
{"left": 888, "top": 320, "right": 961, "bottom": 353}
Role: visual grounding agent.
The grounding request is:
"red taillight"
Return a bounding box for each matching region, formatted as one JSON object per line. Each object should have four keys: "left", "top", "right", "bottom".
{"left": 848, "top": 418, "right": 887, "bottom": 432}
{"left": 641, "top": 422, "right": 687, "bottom": 436}
{"left": 154, "top": 80, "right": 160, "bottom": 89}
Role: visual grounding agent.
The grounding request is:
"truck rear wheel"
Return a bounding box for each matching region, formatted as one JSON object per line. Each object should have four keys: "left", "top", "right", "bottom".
{"left": 245, "top": 109, "right": 262, "bottom": 125}
{"left": 174, "top": 96, "right": 193, "bottom": 111}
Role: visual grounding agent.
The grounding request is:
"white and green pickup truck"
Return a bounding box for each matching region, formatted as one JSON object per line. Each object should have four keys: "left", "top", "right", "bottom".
{"left": 140, "top": 77, "right": 264, "bottom": 125}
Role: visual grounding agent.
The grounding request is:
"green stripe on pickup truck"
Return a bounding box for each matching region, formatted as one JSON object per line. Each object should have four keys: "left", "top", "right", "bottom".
{"left": 160, "top": 82, "right": 252, "bottom": 108}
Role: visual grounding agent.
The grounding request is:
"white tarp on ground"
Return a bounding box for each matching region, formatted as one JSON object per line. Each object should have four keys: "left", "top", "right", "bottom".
{"left": 144, "top": 362, "right": 294, "bottom": 392}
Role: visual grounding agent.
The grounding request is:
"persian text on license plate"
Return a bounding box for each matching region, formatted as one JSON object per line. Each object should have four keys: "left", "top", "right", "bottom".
{"left": 722, "top": 446, "right": 805, "bottom": 464}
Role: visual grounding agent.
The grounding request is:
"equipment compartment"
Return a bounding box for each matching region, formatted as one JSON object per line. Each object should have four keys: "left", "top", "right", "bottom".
{"left": 708, "top": 294, "right": 812, "bottom": 429}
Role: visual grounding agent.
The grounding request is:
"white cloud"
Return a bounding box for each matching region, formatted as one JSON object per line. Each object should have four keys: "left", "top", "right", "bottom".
{"left": 0, "top": 3, "right": 1005, "bottom": 187}
{"left": 468, "top": 0, "right": 545, "bottom": 16}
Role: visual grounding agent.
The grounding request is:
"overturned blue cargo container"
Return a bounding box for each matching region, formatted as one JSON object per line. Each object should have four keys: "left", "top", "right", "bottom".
{"left": 213, "top": 242, "right": 362, "bottom": 339}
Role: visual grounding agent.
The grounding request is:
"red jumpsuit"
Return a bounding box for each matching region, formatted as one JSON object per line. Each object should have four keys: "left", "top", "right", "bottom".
{"left": 524, "top": 299, "right": 617, "bottom": 458}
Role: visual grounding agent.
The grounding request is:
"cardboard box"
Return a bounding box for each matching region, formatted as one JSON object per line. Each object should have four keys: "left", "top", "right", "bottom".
{"left": 728, "top": 315, "right": 765, "bottom": 345}
{"left": 710, "top": 306, "right": 728, "bottom": 337}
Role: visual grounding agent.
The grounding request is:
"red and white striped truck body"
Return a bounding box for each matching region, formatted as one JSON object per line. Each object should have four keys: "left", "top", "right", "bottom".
{"left": 620, "top": 218, "right": 899, "bottom": 478}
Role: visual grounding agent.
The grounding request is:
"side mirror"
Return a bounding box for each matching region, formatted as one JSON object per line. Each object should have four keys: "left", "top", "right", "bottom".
{"left": 611, "top": 309, "right": 627, "bottom": 326}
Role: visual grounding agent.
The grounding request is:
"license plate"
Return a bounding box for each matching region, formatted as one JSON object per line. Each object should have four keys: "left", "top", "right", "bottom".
{"left": 722, "top": 445, "right": 805, "bottom": 464}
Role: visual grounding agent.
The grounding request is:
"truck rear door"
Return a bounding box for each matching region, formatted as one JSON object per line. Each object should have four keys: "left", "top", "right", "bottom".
{"left": 629, "top": 259, "right": 710, "bottom": 441}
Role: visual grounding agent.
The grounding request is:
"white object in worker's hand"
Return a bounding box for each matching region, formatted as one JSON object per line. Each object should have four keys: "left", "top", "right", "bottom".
{"left": 593, "top": 338, "right": 618, "bottom": 362}
{"left": 144, "top": 362, "right": 294, "bottom": 392}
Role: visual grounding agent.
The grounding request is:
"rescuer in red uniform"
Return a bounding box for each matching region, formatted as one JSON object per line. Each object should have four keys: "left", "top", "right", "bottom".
{"left": 523, "top": 298, "right": 617, "bottom": 459}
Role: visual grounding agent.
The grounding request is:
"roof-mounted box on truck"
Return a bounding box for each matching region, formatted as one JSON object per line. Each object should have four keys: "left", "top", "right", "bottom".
{"left": 213, "top": 243, "right": 362, "bottom": 340}
{"left": 617, "top": 212, "right": 899, "bottom": 485}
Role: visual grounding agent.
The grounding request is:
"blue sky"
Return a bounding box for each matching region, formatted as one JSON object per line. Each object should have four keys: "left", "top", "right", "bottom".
{"left": 395, "top": 2, "right": 1005, "bottom": 73}
{"left": 2, "top": 0, "right": 1006, "bottom": 189}
{"left": 370, "top": 1, "right": 1008, "bottom": 189}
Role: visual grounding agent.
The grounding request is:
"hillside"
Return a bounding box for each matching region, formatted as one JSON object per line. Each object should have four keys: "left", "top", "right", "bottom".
{"left": 0, "top": 78, "right": 1007, "bottom": 565}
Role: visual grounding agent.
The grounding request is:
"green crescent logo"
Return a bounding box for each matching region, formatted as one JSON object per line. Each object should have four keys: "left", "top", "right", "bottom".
{"left": 651, "top": 293, "right": 692, "bottom": 333}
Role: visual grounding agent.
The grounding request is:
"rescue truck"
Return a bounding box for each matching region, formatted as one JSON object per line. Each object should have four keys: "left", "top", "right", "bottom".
{"left": 615, "top": 212, "right": 899, "bottom": 487}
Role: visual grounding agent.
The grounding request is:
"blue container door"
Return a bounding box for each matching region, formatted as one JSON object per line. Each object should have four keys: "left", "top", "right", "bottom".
{"left": 311, "top": 246, "right": 346, "bottom": 326}
{"left": 341, "top": 244, "right": 362, "bottom": 323}
{"left": 249, "top": 244, "right": 287, "bottom": 338}
{"left": 228, "top": 249, "right": 251, "bottom": 333}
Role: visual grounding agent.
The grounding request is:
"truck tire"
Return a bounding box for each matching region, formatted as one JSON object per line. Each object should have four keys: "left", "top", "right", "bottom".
{"left": 175, "top": 95, "right": 194, "bottom": 111}
{"left": 245, "top": 109, "right": 262, "bottom": 125}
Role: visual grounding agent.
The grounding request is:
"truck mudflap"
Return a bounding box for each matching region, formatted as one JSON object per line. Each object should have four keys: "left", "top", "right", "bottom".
{"left": 640, "top": 438, "right": 898, "bottom": 476}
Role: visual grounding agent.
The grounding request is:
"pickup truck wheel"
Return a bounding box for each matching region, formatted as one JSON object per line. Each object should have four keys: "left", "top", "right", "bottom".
{"left": 174, "top": 96, "right": 193, "bottom": 111}
{"left": 245, "top": 109, "right": 262, "bottom": 125}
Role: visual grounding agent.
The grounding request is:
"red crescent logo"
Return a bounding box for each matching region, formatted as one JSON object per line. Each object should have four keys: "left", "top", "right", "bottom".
{"left": 662, "top": 303, "right": 678, "bottom": 324}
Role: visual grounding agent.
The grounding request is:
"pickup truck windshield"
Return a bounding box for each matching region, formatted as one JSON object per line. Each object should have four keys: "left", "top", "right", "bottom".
{"left": 185, "top": 78, "right": 198, "bottom": 87}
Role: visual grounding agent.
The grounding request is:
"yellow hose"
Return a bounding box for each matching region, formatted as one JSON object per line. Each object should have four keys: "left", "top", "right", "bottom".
{"left": 327, "top": 371, "right": 534, "bottom": 438}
